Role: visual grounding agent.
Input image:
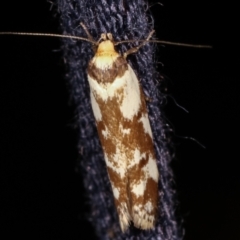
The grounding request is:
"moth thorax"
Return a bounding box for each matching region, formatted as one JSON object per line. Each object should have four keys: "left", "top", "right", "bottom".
{"left": 96, "top": 40, "right": 118, "bottom": 57}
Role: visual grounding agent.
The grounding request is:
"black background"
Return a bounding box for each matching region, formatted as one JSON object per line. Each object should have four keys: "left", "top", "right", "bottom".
{"left": 0, "top": 1, "right": 239, "bottom": 239}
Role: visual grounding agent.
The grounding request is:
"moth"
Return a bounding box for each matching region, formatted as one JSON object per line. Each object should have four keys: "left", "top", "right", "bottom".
{"left": 86, "top": 29, "right": 159, "bottom": 232}
{"left": 0, "top": 25, "right": 211, "bottom": 232}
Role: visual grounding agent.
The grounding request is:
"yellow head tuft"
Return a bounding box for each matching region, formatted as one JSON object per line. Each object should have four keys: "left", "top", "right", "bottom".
{"left": 96, "top": 40, "right": 118, "bottom": 57}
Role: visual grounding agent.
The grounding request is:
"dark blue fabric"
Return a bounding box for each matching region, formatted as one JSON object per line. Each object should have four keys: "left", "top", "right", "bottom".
{"left": 56, "top": 0, "right": 182, "bottom": 239}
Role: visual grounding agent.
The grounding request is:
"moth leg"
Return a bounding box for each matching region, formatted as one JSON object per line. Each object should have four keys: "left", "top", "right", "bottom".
{"left": 80, "top": 22, "right": 99, "bottom": 52}
{"left": 123, "top": 30, "right": 155, "bottom": 58}
{"left": 80, "top": 22, "right": 95, "bottom": 41}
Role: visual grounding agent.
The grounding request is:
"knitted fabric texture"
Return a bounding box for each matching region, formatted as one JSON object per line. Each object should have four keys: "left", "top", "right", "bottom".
{"left": 56, "top": 0, "right": 182, "bottom": 239}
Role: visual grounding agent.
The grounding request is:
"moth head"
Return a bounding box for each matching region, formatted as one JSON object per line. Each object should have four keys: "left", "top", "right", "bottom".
{"left": 96, "top": 33, "right": 116, "bottom": 53}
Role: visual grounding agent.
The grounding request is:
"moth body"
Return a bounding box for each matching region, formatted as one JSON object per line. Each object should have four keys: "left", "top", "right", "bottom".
{"left": 87, "top": 33, "right": 159, "bottom": 232}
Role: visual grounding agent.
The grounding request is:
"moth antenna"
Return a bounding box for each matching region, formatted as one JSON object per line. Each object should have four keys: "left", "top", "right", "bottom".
{"left": 0, "top": 32, "right": 97, "bottom": 45}
{"left": 0, "top": 31, "right": 212, "bottom": 49}
{"left": 148, "top": 40, "right": 212, "bottom": 48}
{"left": 115, "top": 32, "right": 212, "bottom": 49}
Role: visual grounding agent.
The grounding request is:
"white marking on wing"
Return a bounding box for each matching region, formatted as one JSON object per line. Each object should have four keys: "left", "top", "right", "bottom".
{"left": 143, "top": 156, "right": 159, "bottom": 182}
{"left": 119, "top": 124, "right": 131, "bottom": 135}
{"left": 112, "top": 186, "right": 120, "bottom": 199}
{"left": 128, "top": 149, "right": 146, "bottom": 168}
{"left": 138, "top": 113, "right": 153, "bottom": 138}
{"left": 102, "top": 127, "right": 109, "bottom": 139}
{"left": 88, "top": 74, "right": 126, "bottom": 101}
{"left": 104, "top": 148, "right": 127, "bottom": 179}
{"left": 144, "top": 201, "right": 153, "bottom": 212}
{"left": 131, "top": 179, "right": 146, "bottom": 197}
{"left": 90, "top": 91, "right": 102, "bottom": 121}
{"left": 120, "top": 65, "right": 141, "bottom": 119}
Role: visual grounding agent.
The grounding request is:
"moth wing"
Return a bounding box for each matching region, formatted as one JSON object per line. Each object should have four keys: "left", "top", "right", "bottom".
{"left": 126, "top": 65, "right": 159, "bottom": 230}
{"left": 89, "top": 73, "right": 132, "bottom": 232}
